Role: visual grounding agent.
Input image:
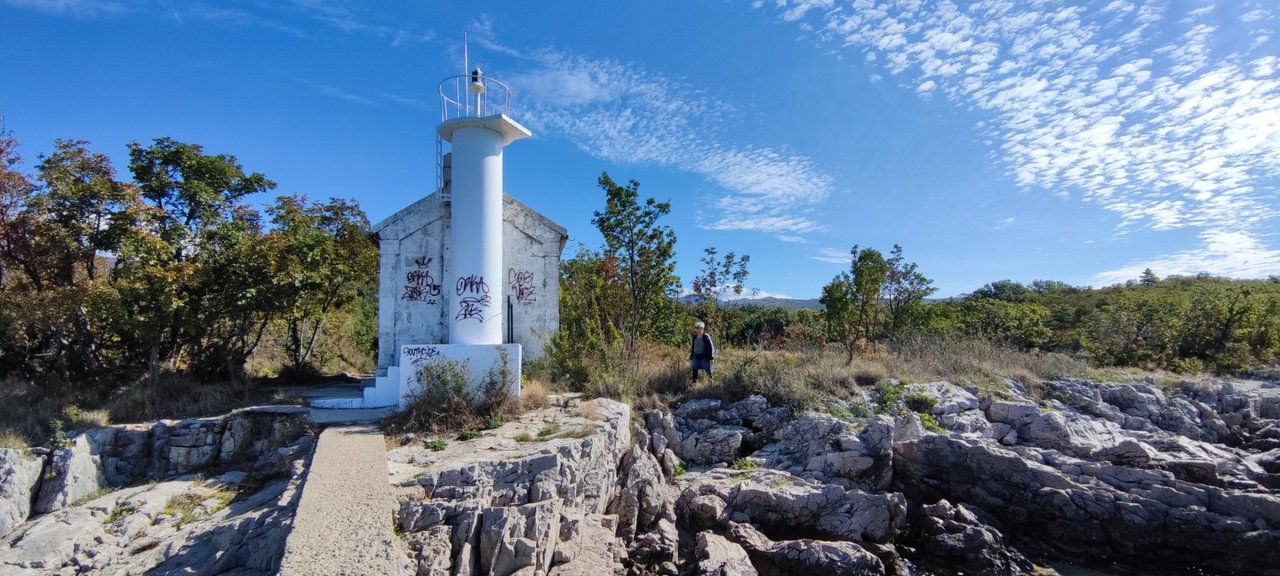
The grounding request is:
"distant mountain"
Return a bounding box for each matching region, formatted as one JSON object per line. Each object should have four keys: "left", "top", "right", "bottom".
{"left": 724, "top": 296, "right": 824, "bottom": 311}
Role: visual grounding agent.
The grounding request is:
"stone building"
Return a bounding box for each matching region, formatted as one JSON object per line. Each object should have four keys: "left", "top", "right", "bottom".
{"left": 372, "top": 182, "right": 567, "bottom": 372}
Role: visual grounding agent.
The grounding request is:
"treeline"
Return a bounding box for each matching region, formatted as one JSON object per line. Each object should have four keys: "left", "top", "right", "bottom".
{"left": 723, "top": 273, "right": 1280, "bottom": 374}
{"left": 0, "top": 133, "right": 376, "bottom": 394}
{"left": 551, "top": 172, "right": 1280, "bottom": 383}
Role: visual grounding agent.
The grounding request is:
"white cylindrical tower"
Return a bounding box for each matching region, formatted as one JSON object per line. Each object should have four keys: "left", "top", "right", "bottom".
{"left": 439, "top": 70, "right": 531, "bottom": 345}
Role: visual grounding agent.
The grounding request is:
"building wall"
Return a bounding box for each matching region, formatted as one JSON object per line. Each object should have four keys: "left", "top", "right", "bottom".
{"left": 375, "top": 193, "right": 563, "bottom": 375}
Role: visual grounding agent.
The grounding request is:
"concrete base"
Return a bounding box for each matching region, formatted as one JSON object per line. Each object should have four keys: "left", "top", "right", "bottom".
{"left": 311, "top": 343, "right": 521, "bottom": 410}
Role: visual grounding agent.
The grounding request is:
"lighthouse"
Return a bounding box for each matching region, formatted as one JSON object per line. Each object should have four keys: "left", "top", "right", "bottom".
{"left": 311, "top": 63, "right": 567, "bottom": 411}
{"left": 440, "top": 68, "right": 531, "bottom": 345}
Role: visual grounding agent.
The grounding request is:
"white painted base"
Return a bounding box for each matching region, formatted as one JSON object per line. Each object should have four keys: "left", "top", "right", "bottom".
{"left": 310, "top": 344, "right": 521, "bottom": 410}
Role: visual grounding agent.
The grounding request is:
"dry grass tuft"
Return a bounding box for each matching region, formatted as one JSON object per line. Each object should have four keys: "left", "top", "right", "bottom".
{"left": 520, "top": 378, "right": 550, "bottom": 411}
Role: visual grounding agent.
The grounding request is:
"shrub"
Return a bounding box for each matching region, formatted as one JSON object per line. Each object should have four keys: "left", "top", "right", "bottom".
{"left": 904, "top": 391, "right": 937, "bottom": 414}
{"left": 382, "top": 360, "right": 475, "bottom": 435}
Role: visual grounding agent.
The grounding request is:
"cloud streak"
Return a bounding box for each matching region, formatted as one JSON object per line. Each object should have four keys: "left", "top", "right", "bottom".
{"left": 494, "top": 42, "right": 835, "bottom": 240}
{"left": 767, "top": 0, "right": 1280, "bottom": 279}
{"left": 2, "top": 0, "right": 434, "bottom": 45}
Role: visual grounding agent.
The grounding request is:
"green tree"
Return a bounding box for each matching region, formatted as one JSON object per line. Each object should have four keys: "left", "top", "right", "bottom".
{"left": 882, "top": 244, "right": 935, "bottom": 340}
{"left": 851, "top": 246, "right": 889, "bottom": 343}
{"left": 820, "top": 270, "right": 858, "bottom": 364}
{"left": 34, "top": 139, "right": 136, "bottom": 286}
{"left": 820, "top": 245, "right": 889, "bottom": 364}
{"left": 971, "top": 279, "right": 1033, "bottom": 302}
{"left": 691, "top": 246, "right": 750, "bottom": 333}
{"left": 548, "top": 246, "right": 624, "bottom": 383}
{"left": 267, "top": 195, "right": 377, "bottom": 376}
{"left": 590, "top": 172, "right": 679, "bottom": 352}
{"left": 119, "top": 137, "right": 276, "bottom": 382}
{"left": 957, "top": 298, "right": 1051, "bottom": 348}
{"left": 128, "top": 137, "right": 274, "bottom": 263}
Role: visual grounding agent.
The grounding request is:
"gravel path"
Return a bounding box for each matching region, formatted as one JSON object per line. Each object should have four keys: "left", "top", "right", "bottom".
{"left": 278, "top": 425, "right": 410, "bottom": 575}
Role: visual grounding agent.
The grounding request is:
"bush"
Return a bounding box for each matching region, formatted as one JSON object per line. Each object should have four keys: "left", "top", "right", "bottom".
{"left": 382, "top": 360, "right": 475, "bottom": 435}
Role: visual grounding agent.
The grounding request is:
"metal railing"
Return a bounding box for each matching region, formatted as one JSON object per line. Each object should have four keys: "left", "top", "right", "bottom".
{"left": 438, "top": 73, "right": 514, "bottom": 122}
{"left": 437, "top": 72, "right": 514, "bottom": 196}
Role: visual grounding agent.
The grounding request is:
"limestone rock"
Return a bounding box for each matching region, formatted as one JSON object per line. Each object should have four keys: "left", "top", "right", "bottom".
{"left": 893, "top": 434, "right": 1280, "bottom": 574}
{"left": 905, "top": 381, "right": 979, "bottom": 415}
{"left": 0, "top": 449, "right": 43, "bottom": 538}
{"left": 727, "top": 522, "right": 883, "bottom": 576}
{"left": 408, "top": 525, "right": 454, "bottom": 575}
{"left": 608, "top": 443, "right": 677, "bottom": 568}
{"left": 694, "top": 531, "right": 757, "bottom": 576}
{"left": 33, "top": 434, "right": 105, "bottom": 514}
{"left": 677, "top": 468, "right": 905, "bottom": 544}
{"left": 905, "top": 499, "right": 1032, "bottom": 574}
{"left": 1095, "top": 439, "right": 1158, "bottom": 466}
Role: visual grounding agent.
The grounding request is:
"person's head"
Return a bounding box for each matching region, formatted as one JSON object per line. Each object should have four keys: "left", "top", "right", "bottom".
{"left": 694, "top": 321, "right": 706, "bottom": 334}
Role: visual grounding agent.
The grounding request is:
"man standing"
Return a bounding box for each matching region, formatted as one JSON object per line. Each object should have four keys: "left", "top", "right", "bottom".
{"left": 690, "top": 321, "right": 716, "bottom": 382}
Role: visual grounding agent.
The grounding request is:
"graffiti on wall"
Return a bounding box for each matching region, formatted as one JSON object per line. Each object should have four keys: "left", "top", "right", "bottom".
{"left": 402, "top": 256, "right": 442, "bottom": 303}
{"left": 455, "top": 274, "right": 491, "bottom": 322}
{"left": 508, "top": 268, "right": 536, "bottom": 305}
{"left": 404, "top": 345, "right": 442, "bottom": 367}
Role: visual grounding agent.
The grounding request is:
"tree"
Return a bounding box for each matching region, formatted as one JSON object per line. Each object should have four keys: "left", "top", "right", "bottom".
{"left": 820, "top": 270, "right": 858, "bottom": 365}
{"left": 0, "top": 132, "right": 45, "bottom": 291}
{"left": 820, "top": 245, "right": 889, "bottom": 364}
{"left": 851, "top": 246, "right": 889, "bottom": 343}
{"left": 691, "top": 246, "right": 750, "bottom": 332}
{"left": 1140, "top": 268, "right": 1159, "bottom": 286}
{"left": 590, "top": 172, "right": 679, "bottom": 352}
{"left": 971, "top": 279, "right": 1033, "bottom": 302}
{"left": 882, "top": 244, "right": 935, "bottom": 340}
{"left": 267, "top": 195, "right": 377, "bottom": 376}
{"left": 128, "top": 137, "right": 274, "bottom": 263}
{"left": 34, "top": 139, "right": 136, "bottom": 286}
{"left": 119, "top": 137, "right": 276, "bottom": 382}
{"left": 957, "top": 298, "right": 1051, "bottom": 348}
{"left": 548, "top": 246, "right": 625, "bottom": 383}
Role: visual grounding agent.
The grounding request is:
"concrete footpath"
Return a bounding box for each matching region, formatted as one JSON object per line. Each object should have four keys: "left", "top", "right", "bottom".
{"left": 278, "top": 425, "right": 410, "bottom": 575}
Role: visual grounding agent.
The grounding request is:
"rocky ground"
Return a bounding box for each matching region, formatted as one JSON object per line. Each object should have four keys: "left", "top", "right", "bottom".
{"left": 391, "top": 378, "right": 1280, "bottom": 576}
{"left": 0, "top": 407, "right": 314, "bottom": 575}
{"left": 4, "top": 376, "right": 1276, "bottom": 575}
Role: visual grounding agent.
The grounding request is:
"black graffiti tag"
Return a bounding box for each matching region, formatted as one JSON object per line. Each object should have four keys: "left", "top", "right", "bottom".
{"left": 455, "top": 274, "right": 491, "bottom": 322}
{"left": 402, "top": 256, "right": 442, "bottom": 303}
{"left": 508, "top": 268, "right": 536, "bottom": 305}
{"left": 404, "top": 346, "right": 442, "bottom": 367}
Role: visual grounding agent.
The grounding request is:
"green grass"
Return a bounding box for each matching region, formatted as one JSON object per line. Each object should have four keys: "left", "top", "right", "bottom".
{"left": 424, "top": 439, "right": 446, "bottom": 451}
{"left": 163, "top": 486, "right": 232, "bottom": 528}
{"left": 918, "top": 412, "right": 945, "bottom": 433}
{"left": 536, "top": 422, "right": 562, "bottom": 438}
{"left": 105, "top": 502, "right": 138, "bottom": 525}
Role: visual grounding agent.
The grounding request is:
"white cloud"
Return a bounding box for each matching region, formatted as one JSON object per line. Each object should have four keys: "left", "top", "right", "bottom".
{"left": 811, "top": 247, "right": 849, "bottom": 264}
{"left": 499, "top": 45, "right": 835, "bottom": 241}
{"left": 773, "top": 0, "right": 1280, "bottom": 280}
{"left": 1093, "top": 230, "right": 1280, "bottom": 285}
{"left": 2, "top": 0, "right": 432, "bottom": 45}
{"left": 1, "top": 0, "right": 123, "bottom": 16}
{"left": 725, "top": 289, "right": 794, "bottom": 301}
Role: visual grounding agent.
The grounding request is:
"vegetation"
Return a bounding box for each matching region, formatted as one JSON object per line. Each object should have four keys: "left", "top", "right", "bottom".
{"left": 4, "top": 131, "right": 1278, "bottom": 448}
{"left": 0, "top": 132, "right": 375, "bottom": 447}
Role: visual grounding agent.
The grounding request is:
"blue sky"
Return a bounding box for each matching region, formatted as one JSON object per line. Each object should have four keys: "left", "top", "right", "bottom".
{"left": 2, "top": 0, "right": 1278, "bottom": 298}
